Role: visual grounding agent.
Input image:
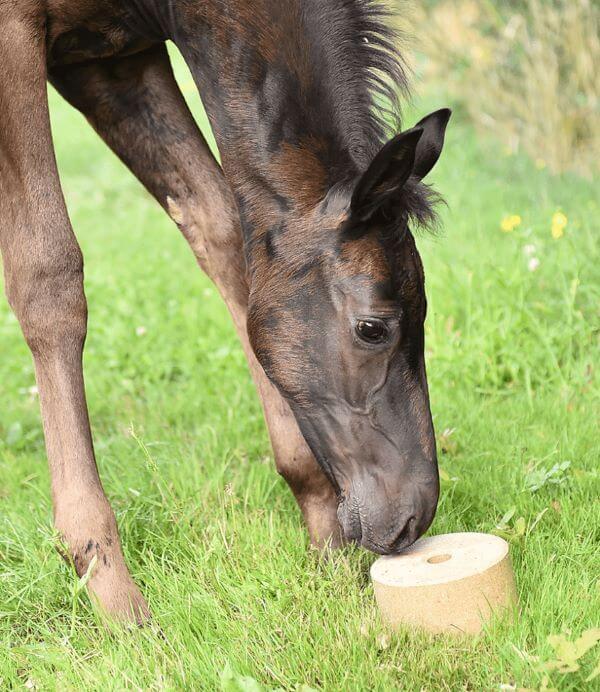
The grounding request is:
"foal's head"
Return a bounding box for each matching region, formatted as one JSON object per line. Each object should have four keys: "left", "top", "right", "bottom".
{"left": 248, "top": 109, "right": 450, "bottom": 553}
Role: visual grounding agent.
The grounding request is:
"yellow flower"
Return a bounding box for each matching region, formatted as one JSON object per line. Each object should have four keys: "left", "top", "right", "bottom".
{"left": 500, "top": 214, "right": 522, "bottom": 232}
{"left": 551, "top": 211, "right": 568, "bottom": 239}
{"left": 552, "top": 212, "right": 568, "bottom": 228}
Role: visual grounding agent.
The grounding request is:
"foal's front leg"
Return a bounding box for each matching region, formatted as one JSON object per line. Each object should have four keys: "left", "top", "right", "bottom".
{"left": 0, "top": 12, "right": 148, "bottom": 621}
{"left": 50, "top": 45, "right": 344, "bottom": 549}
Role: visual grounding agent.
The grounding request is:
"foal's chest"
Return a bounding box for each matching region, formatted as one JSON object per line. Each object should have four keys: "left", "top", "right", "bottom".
{"left": 45, "top": 0, "right": 154, "bottom": 66}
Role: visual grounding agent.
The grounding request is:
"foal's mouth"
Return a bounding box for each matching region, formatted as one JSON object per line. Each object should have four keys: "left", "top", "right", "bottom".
{"left": 336, "top": 495, "right": 364, "bottom": 544}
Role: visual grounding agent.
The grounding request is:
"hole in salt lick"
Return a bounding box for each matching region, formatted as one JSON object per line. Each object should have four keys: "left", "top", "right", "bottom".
{"left": 427, "top": 553, "right": 451, "bottom": 564}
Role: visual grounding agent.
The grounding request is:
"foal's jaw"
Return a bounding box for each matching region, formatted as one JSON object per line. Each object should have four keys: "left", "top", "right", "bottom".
{"left": 290, "top": 363, "right": 440, "bottom": 555}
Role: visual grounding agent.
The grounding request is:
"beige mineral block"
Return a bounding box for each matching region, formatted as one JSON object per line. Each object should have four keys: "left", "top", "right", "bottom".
{"left": 370, "top": 533, "right": 518, "bottom": 635}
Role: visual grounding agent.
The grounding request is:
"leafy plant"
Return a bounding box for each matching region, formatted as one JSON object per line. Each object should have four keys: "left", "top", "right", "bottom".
{"left": 541, "top": 628, "right": 600, "bottom": 679}
{"left": 221, "top": 666, "right": 264, "bottom": 692}
{"left": 220, "top": 665, "right": 317, "bottom": 692}
{"left": 493, "top": 507, "right": 527, "bottom": 543}
{"left": 493, "top": 506, "right": 548, "bottom": 543}
{"left": 524, "top": 461, "right": 571, "bottom": 493}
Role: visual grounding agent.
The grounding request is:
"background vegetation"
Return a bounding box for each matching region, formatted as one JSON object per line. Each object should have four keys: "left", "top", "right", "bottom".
{"left": 0, "top": 2, "right": 598, "bottom": 690}
{"left": 408, "top": 0, "right": 600, "bottom": 176}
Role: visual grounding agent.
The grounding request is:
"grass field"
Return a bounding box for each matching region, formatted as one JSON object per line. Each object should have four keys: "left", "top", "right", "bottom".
{"left": 0, "top": 50, "right": 598, "bottom": 691}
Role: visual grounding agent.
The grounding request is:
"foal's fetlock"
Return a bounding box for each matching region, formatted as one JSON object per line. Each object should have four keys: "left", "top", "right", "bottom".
{"left": 68, "top": 534, "right": 115, "bottom": 578}
{"left": 56, "top": 513, "right": 150, "bottom": 623}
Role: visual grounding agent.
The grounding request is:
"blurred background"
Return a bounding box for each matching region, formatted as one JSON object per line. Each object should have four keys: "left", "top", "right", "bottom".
{"left": 404, "top": 0, "right": 599, "bottom": 177}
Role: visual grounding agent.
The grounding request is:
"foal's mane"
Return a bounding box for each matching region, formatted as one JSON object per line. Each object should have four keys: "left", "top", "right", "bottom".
{"left": 311, "top": 0, "right": 440, "bottom": 230}
{"left": 324, "top": 0, "right": 408, "bottom": 143}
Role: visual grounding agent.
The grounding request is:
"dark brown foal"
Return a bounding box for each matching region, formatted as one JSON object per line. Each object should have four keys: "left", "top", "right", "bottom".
{"left": 2, "top": 0, "right": 449, "bottom": 623}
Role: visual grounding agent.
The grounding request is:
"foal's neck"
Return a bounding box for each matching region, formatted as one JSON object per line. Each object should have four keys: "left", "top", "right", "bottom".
{"left": 169, "top": 1, "right": 384, "bottom": 253}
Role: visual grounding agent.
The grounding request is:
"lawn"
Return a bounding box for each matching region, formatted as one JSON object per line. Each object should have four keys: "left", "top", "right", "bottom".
{"left": 0, "top": 49, "right": 598, "bottom": 691}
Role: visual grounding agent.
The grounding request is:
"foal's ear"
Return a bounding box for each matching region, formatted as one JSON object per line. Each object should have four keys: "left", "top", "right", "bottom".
{"left": 351, "top": 127, "right": 423, "bottom": 223}
{"left": 412, "top": 108, "right": 452, "bottom": 180}
{"left": 350, "top": 108, "right": 451, "bottom": 223}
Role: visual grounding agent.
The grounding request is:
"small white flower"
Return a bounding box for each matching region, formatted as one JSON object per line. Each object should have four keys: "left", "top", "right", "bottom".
{"left": 28, "top": 385, "right": 39, "bottom": 398}
{"left": 136, "top": 326, "right": 147, "bottom": 337}
{"left": 528, "top": 257, "right": 540, "bottom": 272}
{"left": 523, "top": 244, "right": 536, "bottom": 257}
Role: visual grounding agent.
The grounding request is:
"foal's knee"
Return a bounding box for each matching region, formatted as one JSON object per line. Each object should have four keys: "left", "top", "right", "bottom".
{"left": 5, "top": 241, "right": 87, "bottom": 356}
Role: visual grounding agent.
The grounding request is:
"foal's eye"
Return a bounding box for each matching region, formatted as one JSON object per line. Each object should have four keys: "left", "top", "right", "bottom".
{"left": 355, "top": 319, "right": 389, "bottom": 344}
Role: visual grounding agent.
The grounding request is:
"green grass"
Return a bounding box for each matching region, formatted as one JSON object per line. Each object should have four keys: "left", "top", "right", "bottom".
{"left": 0, "top": 51, "right": 598, "bottom": 690}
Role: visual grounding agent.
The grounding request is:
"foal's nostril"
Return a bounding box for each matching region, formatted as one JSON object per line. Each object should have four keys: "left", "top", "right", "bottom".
{"left": 389, "top": 515, "right": 418, "bottom": 553}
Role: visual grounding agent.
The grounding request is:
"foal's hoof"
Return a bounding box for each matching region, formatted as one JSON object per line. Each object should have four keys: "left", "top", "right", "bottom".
{"left": 89, "top": 572, "right": 151, "bottom": 625}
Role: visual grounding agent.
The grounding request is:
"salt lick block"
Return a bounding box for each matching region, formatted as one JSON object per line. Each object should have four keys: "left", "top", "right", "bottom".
{"left": 370, "top": 533, "right": 517, "bottom": 635}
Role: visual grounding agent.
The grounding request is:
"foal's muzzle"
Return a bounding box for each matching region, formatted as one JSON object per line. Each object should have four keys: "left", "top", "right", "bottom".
{"left": 337, "top": 474, "right": 439, "bottom": 554}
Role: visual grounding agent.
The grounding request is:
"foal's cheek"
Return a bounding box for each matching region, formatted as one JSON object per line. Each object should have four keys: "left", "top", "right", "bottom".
{"left": 246, "top": 310, "right": 290, "bottom": 387}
